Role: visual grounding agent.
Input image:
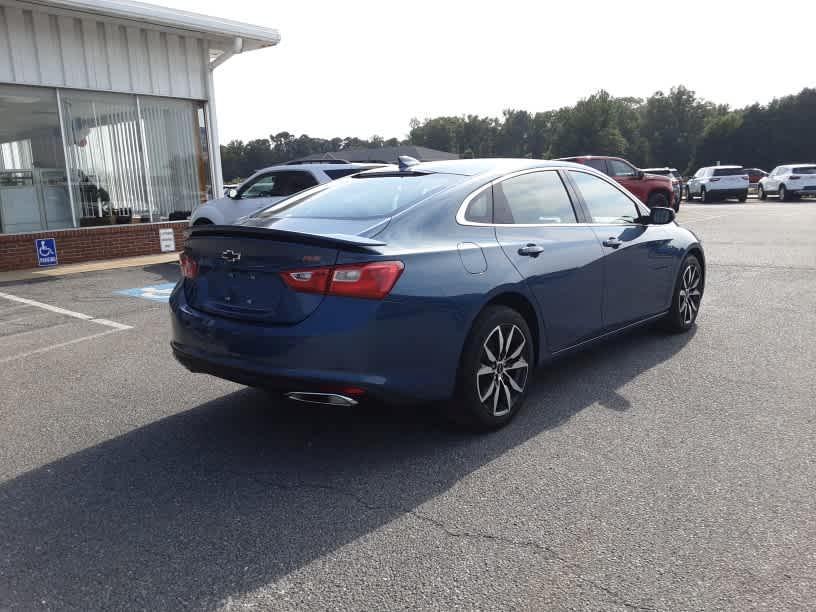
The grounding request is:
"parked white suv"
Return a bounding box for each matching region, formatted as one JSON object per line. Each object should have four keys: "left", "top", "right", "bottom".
{"left": 758, "top": 164, "right": 816, "bottom": 201}
{"left": 685, "top": 166, "right": 749, "bottom": 203}
{"left": 190, "top": 162, "right": 384, "bottom": 225}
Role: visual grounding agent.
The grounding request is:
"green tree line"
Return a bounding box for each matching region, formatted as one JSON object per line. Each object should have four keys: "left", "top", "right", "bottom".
{"left": 220, "top": 86, "right": 816, "bottom": 182}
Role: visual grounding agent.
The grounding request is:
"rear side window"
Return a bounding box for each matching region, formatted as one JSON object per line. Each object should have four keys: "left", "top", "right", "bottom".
{"left": 493, "top": 171, "right": 577, "bottom": 224}
{"left": 325, "top": 168, "right": 366, "bottom": 180}
{"left": 792, "top": 166, "right": 816, "bottom": 174}
{"left": 583, "top": 159, "right": 608, "bottom": 174}
{"left": 713, "top": 168, "right": 745, "bottom": 176}
{"left": 239, "top": 171, "right": 318, "bottom": 198}
{"left": 254, "top": 173, "right": 462, "bottom": 220}
{"left": 464, "top": 189, "right": 492, "bottom": 223}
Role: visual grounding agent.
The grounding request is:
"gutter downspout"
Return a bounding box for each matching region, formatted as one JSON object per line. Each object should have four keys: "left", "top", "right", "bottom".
{"left": 204, "top": 37, "right": 243, "bottom": 198}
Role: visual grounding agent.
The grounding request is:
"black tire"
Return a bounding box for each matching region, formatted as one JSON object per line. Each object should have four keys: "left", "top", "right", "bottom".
{"left": 738, "top": 191, "right": 747, "bottom": 203}
{"left": 449, "top": 305, "right": 534, "bottom": 431}
{"left": 685, "top": 186, "right": 693, "bottom": 202}
{"left": 662, "top": 255, "right": 703, "bottom": 333}
{"left": 193, "top": 218, "right": 213, "bottom": 225}
{"left": 700, "top": 187, "right": 710, "bottom": 203}
{"left": 759, "top": 185, "right": 768, "bottom": 200}
{"left": 779, "top": 185, "right": 789, "bottom": 202}
{"left": 647, "top": 191, "right": 669, "bottom": 208}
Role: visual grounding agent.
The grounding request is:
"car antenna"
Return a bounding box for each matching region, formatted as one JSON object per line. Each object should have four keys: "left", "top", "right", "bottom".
{"left": 398, "top": 155, "right": 420, "bottom": 172}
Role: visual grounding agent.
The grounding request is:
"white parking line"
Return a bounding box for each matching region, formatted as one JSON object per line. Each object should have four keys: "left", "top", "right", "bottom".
{"left": 0, "top": 329, "right": 119, "bottom": 365}
{"left": 0, "top": 291, "right": 133, "bottom": 330}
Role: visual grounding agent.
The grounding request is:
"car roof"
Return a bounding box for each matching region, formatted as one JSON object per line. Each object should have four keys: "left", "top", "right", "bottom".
{"left": 704, "top": 165, "right": 743, "bottom": 169}
{"left": 379, "top": 158, "right": 589, "bottom": 178}
{"left": 254, "top": 162, "right": 386, "bottom": 173}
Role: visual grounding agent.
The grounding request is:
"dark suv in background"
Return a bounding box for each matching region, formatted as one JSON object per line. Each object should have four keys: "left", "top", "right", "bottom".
{"left": 560, "top": 156, "right": 678, "bottom": 211}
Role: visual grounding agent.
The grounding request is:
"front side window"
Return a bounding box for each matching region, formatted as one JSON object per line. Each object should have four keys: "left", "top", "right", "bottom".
{"left": 493, "top": 171, "right": 577, "bottom": 224}
{"left": 240, "top": 173, "right": 279, "bottom": 198}
{"left": 608, "top": 159, "right": 637, "bottom": 178}
{"left": 569, "top": 171, "right": 640, "bottom": 224}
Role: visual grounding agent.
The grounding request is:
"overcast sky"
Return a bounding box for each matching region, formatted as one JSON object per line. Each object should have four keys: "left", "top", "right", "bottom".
{"left": 162, "top": 0, "right": 815, "bottom": 144}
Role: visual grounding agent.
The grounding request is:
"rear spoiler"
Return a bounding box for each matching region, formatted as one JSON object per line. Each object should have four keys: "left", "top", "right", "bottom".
{"left": 187, "top": 225, "right": 387, "bottom": 249}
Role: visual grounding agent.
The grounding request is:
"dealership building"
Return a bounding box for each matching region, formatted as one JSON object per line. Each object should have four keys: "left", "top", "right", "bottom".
{"left": 0, "top": 0, "right": 278, "bottom": 270}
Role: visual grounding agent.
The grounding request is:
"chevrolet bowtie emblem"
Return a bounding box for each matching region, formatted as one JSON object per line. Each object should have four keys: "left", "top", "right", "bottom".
{"left": 221, "top": 249, "right": 241, "bottom": 263}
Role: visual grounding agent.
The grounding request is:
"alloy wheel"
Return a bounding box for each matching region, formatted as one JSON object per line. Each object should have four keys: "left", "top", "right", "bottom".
{"left": 678, "top": 263, "right": 702, "bottom": 325}
{"left": 476, "top": 324, "right": 529, "bottom": 417}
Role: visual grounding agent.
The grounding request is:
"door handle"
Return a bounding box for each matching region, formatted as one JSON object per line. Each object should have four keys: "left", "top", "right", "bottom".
{"left": 602, "top": 237, "right": 622, "bottom": 248}
{"left": 518, "top": 243, "right": 545, "bottom": 257}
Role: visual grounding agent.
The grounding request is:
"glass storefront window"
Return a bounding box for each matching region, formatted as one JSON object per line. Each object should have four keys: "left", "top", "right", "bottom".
{"left": 0, "top": 84, "right": 70, "bottom": 233}
{"left": 0, "top": 84, "right": 212, "bottom": 233}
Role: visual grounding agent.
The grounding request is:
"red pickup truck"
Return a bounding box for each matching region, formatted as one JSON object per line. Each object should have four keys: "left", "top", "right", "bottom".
{"left": 560, "top": 155, "right": 678, "bottom": 211}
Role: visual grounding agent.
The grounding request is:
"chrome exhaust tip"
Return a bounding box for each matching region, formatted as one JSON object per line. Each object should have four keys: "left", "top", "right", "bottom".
{"left": 285, "top": 392, "right": 358, "bottom": 407}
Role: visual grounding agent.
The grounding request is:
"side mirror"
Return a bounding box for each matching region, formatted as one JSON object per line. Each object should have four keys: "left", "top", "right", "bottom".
{"left": 228, "top": 188, "right": 238, "bottom": 199}
{"left": 636, "top": 170, "right": 645, "bottom": 180}
{"left": 645, "top": 206, "right": 675, "bottom": 225}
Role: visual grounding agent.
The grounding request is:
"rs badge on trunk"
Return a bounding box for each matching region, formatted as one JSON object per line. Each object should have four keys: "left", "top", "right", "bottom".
{"left": 221, "top": 249, "right": 241, "bottom": 263}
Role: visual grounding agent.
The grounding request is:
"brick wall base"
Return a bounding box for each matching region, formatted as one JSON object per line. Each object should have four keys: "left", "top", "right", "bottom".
{"left": 0, "top": 222, "right": 188, "bottom": 272}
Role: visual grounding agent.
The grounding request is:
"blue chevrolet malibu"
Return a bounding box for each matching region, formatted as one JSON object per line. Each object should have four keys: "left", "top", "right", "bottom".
{"left": 170, "top": 158, "right": 704, "bottom": 430}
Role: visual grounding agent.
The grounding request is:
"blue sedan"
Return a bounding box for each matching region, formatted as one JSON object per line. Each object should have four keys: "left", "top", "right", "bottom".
{"left": 170, "top": 158, "right": 704, "bottom": 430}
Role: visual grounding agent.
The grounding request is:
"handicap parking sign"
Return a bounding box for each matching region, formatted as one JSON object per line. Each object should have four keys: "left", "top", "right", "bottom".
{"left": 35, "top": 238, "right": 58, "bottom": 267}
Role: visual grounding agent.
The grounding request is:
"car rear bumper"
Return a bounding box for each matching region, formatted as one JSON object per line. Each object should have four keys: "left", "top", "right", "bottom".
{"left": 169, "top": 283, "right": 464, "bottom": 403}
{"left": 707, "top": 188, "right": 748, "bottom": 198}
{"left": 791, "top": 185, "right": 816, "bottom": 194}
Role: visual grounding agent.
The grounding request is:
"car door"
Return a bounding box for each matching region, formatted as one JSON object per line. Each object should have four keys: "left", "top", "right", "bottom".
{"left": 491, "top": 170, "right": 605, "bottom": 352}
{"left": 566, "top": 169, "right": 676, "bottom": 329}
{"left": 607, "top": 158, "right": 644, "bottom": 202}
{"left": 688, "top": 169, "right": 703, "bottom": 196}
{"left": 767, "top": 167, "right": 782, "bottom": 192}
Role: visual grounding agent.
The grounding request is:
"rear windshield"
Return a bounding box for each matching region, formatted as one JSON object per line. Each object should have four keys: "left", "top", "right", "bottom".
{"left": 252, "top": 173, "right": 462, "bottom": 220}
{"left": 713, "top": 168, "right": 745, "bottom": 176}
{"left": 792, "top": 166, "right": 816, "bottom": 175}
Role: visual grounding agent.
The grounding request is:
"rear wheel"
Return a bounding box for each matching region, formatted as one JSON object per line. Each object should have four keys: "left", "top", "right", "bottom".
{"left": 663, "top": 255, "right": 703, "bottom": 333}
{"left": 193, "top": 218, "right": 213, "bottom": 225}
{"left": 759, "top": 185, "right": 768, "bottom": 200}
{"left": 450, "top": 306, "right": 533, "bottom": 431}
{"left": 779, "top": 185, "right": 789, "bottom": 201}
{"left": 738, "top": 191, "right": 747, "bottom": 203}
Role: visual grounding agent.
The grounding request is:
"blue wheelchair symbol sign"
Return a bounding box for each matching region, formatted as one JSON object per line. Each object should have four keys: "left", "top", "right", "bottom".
{"left": 35, "top": 238, "right": 58, "bottom": 267}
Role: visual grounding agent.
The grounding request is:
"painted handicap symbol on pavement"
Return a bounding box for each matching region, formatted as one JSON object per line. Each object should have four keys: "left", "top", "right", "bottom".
{"left": 115, "top": 282, "right": 177, "bottom": 302}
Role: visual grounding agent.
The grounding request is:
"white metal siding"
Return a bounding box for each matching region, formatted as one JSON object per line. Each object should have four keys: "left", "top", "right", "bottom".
{"left": 0, "top": 2, "right": 208, "bottom": 99}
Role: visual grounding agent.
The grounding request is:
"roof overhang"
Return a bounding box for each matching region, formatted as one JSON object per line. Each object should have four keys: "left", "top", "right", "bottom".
{"left": 26, "top": 0, "right": 280, "bottom": 52}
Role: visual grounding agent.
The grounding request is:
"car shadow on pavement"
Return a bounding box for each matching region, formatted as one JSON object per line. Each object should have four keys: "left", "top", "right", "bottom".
{"left": 0, "top": 326, "right": 695, "bottom": 610}
{"left": 141, "top": 262, "right": 181, "bottom": 284}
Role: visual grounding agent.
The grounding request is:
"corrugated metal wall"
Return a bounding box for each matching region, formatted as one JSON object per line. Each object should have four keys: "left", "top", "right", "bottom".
{"left": 0, "top": 1, "right": 209, "bottom": 99}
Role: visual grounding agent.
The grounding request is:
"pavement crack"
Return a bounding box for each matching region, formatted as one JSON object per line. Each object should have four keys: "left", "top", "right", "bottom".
{"left": 234, "top": 471, "right": 655, "bottom": 611}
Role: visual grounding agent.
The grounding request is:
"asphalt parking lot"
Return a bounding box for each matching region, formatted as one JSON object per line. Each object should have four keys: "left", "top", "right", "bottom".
{"left": 1, "top": 201, "right": 814, "bottom": 611}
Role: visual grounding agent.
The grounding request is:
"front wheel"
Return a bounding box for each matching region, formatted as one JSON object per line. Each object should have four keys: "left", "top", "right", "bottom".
{"left": 450, "top": 306, "right": 533, "bottom": 431}
{"left": 663, "top": 255, "right": 703, "bottom": 333}
{"left": 685, "top": 186, "right": 693, "bottom": 202}
{"left": 700, "top": 187, "right": 710, "bottom": 203}
{"left": 647, "top": 192, "right": 669, "bottom": 209}
{"left": 759, "top": 185, "right": 768, "bottom": 200}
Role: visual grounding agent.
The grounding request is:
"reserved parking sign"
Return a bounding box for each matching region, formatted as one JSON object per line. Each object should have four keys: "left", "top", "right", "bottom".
{"left": 35, "top": 238, "right": 58, "bottom": 267}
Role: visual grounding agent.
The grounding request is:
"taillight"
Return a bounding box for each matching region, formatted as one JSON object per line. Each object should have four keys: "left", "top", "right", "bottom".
{"left": 790, "top": 175, "right": 801, "bottom": 180}
{"left": 280, "top": 261, "right": 404, "bottom": 300}
{"left": 279, "top": 267, "right": 331, "bottom": 294}
{"left": 179, "top": 252, "right": 199, "bottom": 279}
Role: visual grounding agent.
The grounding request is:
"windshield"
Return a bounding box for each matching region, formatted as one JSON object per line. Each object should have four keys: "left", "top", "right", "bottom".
{"left": 792, "top": 166, "right": 816, "bottom": 175}
{"left": 713, "top": 168, "right": 745, "bottom": 176}
{"left": 252, "top": 172, "right": 462, "bottom": 220}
